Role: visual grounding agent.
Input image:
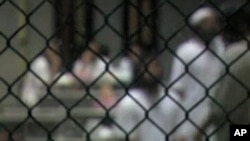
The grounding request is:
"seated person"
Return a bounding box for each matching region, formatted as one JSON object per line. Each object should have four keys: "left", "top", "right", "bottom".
{"left": 72, "top": 41, "right": 109, "bottom": 85}
{"left": 112, "top": 43, "right": 145, "bottom": 85}
{"left": 21, "top": 38, "right": 62, "bottom": 107}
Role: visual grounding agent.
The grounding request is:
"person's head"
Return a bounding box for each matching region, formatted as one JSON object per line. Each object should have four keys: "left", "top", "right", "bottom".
{"left": 128, "top": 42, "right": 143, "bottom": 64}
{"left": 189, "top": 7, "right": 220, "bottom": 41}
{"left": 45, "top": 38, "right": 61, "bottom": 62}
{"left": 45, "top": 38, "right": 62, "bottom": 76}
{"left": 81, "top": 40, "right": 100, "bottom": 63}
{"left": 139, "top": 56, "right": 163, "bottom": 89}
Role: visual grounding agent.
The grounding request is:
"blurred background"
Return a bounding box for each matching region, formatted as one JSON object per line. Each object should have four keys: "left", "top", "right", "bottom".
{"left": 0, "top": 0, "right": 249, "bottom": 141}
{"left": 0, "top": 0, "right": 239, "bottom": 83}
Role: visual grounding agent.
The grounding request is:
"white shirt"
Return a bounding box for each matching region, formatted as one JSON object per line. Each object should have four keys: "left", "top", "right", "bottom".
{"left": 114, "top": 87, "right": 184, "bottom": 141}
{"left": 73, "top": 57, "right": 107, "bottom": 84}
{"left": 168, "top": 36, "right": 225, "bottom": 140}
{"left": 21, "top": 56, "right": 50, "bottom": 107}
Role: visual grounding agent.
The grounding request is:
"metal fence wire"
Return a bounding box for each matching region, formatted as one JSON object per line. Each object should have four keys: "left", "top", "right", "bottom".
{"left": 0, "top": 0, "right": 250, "bottom": 141}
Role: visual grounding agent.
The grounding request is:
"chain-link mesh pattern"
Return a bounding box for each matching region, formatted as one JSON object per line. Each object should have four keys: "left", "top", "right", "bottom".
{"left": 0, "top": 0, "right": 250, "bottom": 141}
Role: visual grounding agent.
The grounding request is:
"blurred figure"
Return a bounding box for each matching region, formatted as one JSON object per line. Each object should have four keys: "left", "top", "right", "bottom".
{"left": 128, "top": 43, "right": 145, "bottom": 82}
{"left": 48, "top": 39, "right": 62, "bottom": 78}
{"left": 96, "top": 85, "right": 116, "bottom": 111}
{"left": 85, "top": 73, "right": 117, "bottom": 140}
{"left": 169, "top": 7, "right": 225, "bottom": 141}
{"left": 194, "top": 6, "right": 250, "bottom": 141}
{"left": 114, "top": 56, "right": 183, "bottom": 141}
{"left": 112, "top": 42, "right": 144, "bottom": 85}
{"left": 21, "top": 38, "right": 62, "bottom": 107}
{"left": 73, "top": 41, "right": 108, "bottom": 85}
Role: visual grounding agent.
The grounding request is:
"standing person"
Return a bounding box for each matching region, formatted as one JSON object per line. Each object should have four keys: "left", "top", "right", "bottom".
{"left": 114, "top": 56, "right": 184, "bottom": 141}
{"left": 194, "top": 6, "right": 250, "bottom": 141}
{"left": 169, "top": 7, "right": 225, "bottom": 141}
{"left": 21, "top": 38, "right": 62, "bottom": 107}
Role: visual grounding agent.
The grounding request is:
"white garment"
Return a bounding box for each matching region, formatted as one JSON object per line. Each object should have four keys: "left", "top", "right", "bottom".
{"left": 114, "top": 87, "right": 184, "bottom": 141}
{"left": 168, "top": 36, "right": 225, "bottom": 140}
{"left": 72, "top": 57, "right": 107, "bottom": 84}
{"left": 212, "top": 38, "right": 250, "bottom": 141}
{"left": 21, "top": 56, "right": 50, "bottom": 107}
{"left": 111, "top": 57, "right": 133, "bottom": 84}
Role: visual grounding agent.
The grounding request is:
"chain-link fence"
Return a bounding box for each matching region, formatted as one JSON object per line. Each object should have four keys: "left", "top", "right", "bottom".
{"left": 0, "top": 0, "right": 250, "bottom": 141}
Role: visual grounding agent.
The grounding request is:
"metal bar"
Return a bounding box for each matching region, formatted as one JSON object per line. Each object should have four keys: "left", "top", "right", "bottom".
{"left": 17, "top": 0, "right": 28, "bottom": 45}
{"left": 0, "top": 107, "right": 114, "bottom": 123}
{"left": 85, "top": 0, "right": 93, "bottom": 42}
{"left": 74, "top": 0, "right": 85, "bottom": 46}
{"left": 61, "top": 0, "right": 74, "bottom": 67}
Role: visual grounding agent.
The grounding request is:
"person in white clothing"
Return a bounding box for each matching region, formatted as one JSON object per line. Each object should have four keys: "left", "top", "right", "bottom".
{"left": 169, "top": 7, "right": 225, "bottom": 141}
{"left": 21, "top": 38, "right": 62, "bottom": 107}
{"left": 112, "top": 43, "right": 144, "bottom": 85}
{"left": 73, "top": 41, "right": 108, "bottom": 85}
{"left": 114, "top": 57, "right": 184, "bottom": 141}
{"left": 194, "top": 6, "right": 250, "bottom": 141}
